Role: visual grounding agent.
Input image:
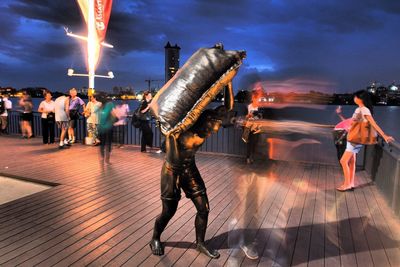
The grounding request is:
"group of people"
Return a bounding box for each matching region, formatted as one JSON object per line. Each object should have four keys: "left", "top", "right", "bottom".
{"left": 1, "top": 88, "right": 157, "bottom": 162}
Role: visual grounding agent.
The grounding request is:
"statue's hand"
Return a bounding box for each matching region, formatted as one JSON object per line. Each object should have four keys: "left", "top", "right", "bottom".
{"left": 169, "top": 128, "right": 182, "bottom": 139}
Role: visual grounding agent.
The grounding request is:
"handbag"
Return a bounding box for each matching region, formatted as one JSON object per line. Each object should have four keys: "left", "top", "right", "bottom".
{"left": 347, "top": 121, "right": 377, "bottom": 145}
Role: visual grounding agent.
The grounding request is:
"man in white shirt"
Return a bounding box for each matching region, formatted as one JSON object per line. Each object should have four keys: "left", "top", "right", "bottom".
{"left": 54, "top": 94, "right": 70, "bottom": 148}
{"left": 0, "top": 95, "right": 12, "bottom": 134}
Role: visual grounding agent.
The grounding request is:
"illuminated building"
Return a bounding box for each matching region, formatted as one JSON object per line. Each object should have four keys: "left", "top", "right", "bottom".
{"left": 164, "top": 42, "right": 180, "bottom": 83}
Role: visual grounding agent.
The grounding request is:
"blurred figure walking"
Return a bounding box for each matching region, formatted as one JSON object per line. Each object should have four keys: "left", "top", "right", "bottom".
{"left": 19, "top": 93, "right": 33, "bottom": 139}
{"left": 98, "top": 100, "right": 116, "bottom": 165}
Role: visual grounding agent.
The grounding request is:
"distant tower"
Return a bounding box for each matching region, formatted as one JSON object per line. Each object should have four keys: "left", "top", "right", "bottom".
{"left": 165, "top": 42, "right": 180, "bottom": 83}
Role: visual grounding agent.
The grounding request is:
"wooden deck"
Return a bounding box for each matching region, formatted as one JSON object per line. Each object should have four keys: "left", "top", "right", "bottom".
{"left": 0, "top": 136, "right": 399, "bottom": 266}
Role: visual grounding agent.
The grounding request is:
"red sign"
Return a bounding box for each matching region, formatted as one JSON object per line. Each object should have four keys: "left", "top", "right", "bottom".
{"left": 94, "top": 0, "right": 112, "bottom": 43}
{"left": 77, "top": 0, "right": 112, "bottom": 43}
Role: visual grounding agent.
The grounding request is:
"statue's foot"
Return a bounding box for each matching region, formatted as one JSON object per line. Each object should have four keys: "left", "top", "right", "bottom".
{"left": 150, "top": 239, "right": 164, "bottom": 256}
{"left": 196, "top": 242, "right": 220, "bottom": 259}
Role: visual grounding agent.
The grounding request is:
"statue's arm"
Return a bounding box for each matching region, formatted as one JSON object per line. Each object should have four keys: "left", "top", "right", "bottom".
{"left": 166, "top": 133, "right": 180, "bottom": 164}
{"left": 224, "top": 82, "right": 234, "bottom": 111}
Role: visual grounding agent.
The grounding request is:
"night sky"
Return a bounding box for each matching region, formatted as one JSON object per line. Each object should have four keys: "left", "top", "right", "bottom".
{"left": 0, "top": 0, "right": 400, "bottom": 94}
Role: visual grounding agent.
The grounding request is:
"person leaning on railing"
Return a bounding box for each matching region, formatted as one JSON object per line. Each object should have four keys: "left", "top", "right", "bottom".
{"left": 336, "top": 90, "right": 394, "bottom": 192}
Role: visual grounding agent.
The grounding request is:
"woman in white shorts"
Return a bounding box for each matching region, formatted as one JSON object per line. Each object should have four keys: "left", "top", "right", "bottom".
{"left": 337, "top": 90, "right": 394, "bottom": 192}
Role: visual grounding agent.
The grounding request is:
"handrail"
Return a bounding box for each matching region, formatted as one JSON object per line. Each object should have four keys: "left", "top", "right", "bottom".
{"left": 388, "top": 140, "right": 400, "bottom": 151}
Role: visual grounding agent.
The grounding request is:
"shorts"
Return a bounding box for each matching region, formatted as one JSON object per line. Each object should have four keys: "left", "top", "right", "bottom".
{"left": 160, "top": 161, "right": 206, "bottom": 201}
{"left": 21, "top": 113, "right": 33, "bottom": 121}
{"left": 69, "top": 119, "right": 77, "bottom": 129}
{"left": 345, "top": 142, "right": 363, "bottom": 154}
{"left": 57, "top": 121, "right": 69, "bottom": 130}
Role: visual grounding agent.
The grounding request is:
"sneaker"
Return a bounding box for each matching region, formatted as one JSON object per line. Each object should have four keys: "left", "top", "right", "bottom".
{"left": 155, "top": 149, "right": 162, "bottom": 154}
{"left": 240, "top": 244, "right": 259, "bottom": 260}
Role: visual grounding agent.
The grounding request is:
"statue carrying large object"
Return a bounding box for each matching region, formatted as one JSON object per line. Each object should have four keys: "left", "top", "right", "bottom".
{"left": 151, "top": 43, "right": 246, "bottom": 135}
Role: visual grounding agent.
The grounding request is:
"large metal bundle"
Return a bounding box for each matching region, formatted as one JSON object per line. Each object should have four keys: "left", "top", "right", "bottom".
{"left": 151, "top": 44, "right": 246, "bottom": 135}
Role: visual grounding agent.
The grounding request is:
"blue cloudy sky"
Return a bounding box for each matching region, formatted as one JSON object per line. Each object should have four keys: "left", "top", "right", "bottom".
{"left": 0, "top": 0, "right": 400, "bottom": 93}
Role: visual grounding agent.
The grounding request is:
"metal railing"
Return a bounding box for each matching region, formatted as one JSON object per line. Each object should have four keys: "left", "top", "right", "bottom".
{"left": 364, "top": 138, "right": 400, "bottom": 216}
{"left": 5, "top": 111, "right": 247, "bottom": 156}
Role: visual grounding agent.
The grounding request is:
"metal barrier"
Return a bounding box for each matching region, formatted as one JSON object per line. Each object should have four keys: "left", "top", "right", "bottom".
{"left": 364, "top": 138, "right": 400, "bottom": 216}
{"left": 5, "top": 111, "right": 247, "bottom": 156}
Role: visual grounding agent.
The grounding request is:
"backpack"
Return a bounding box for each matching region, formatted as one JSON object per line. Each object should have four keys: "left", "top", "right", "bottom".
{"left": 131, "top": 107, "right": 142, "bottom": 128}
{"left": 0, "top": 97, "right": 5, "bottom": 114}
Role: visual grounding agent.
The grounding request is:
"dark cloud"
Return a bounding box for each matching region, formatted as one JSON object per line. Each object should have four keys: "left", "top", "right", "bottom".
{"left": 1, "top": 0, "right": 400, "bottom": 92}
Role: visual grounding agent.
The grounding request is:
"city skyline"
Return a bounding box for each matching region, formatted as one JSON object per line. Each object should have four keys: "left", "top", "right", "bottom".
{"left": 0, "top": 1, "right": 400, "bottom": 93}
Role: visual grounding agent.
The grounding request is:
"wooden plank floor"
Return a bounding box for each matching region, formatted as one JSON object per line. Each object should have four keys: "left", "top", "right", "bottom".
{"left": 0, "top": 136, "right": 399, "bottom": 267}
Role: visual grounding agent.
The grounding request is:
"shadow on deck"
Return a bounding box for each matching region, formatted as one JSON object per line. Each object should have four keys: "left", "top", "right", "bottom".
{"left": 0, "top": 136, "right": 399, "bottom": 266}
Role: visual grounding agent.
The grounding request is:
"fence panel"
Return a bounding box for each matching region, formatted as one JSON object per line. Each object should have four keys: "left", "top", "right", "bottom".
{"left": 5, "top": 111, "right": 246, "bottom": 156}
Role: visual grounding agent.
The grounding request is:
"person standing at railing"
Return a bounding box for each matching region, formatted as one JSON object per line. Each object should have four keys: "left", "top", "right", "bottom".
{"left": 54, "top": 94, "right": 70, "bottom": 149}
{"left": 84, "top": 94, "right": 102, "bottom": 146}
{"left": 139, "top": 91, "right": 154, "bottom": 153}
{"left": 67, "top": 88, "right": 85, "bottom": 144}
{"left": 113, "top": 100, "right": 130, "bottom": 148}
{"left": 19, "top": 93, "right": 33, "bottom": 139}
{"left": 38, "top": 91, "right": 55, "bottom": 144}
{"left": 337, "top": 90, "right": 394, "bottom": 192}
{"left": 0, "top": 94, "right": 12, "bottom": 134}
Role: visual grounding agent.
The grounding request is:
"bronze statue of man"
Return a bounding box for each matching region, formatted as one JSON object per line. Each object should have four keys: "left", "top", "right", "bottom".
{"left": 150, "top": 86, "right": 234, "bottom": 259}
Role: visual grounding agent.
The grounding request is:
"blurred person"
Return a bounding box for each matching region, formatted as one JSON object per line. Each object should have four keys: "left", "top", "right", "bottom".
{"left": 67, "top": 88, "right": 85, "bottom": 144}
{"left": 98, "top": 99, "right": 116, "bottom": 165}
{"left": 228, "top": 167, "right": 272, "bottom": 262}
{"left": 244, "top": 91, "right": 262, "bottom": 164}
{"left": 337, "top": 90, "right": 394, "bottom": 192}
{"left": 113, "top": 100, "right": 130, "bottom": 148}
{"left": 84, "top": 94, "right": 102, "bottom": 145}
{"left": 332, "top": 105, "right": 352, "bottom": 161}
{"left": 38, "top": 91, "right": 55, "bottom": 144}
{"left": 19, "top": 93, "right": 33, "bottom": 139}
{"left": 54, "top": 93, "right": 70, "bottom": 149}
{"left": 139, "top": 91, "right": 154, "bottom": 152}
{"left": 0, "top": 94, "right": 12, "bottom": 134}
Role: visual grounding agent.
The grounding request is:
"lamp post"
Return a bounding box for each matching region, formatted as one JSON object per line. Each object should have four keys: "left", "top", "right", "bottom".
{"left": 64, "top": 0, "right": 114, "bottom": 96}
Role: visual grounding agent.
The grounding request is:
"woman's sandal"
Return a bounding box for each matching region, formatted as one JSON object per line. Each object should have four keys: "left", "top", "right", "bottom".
{"left": 336, "top": 185, "right": 354, "bottom": 192}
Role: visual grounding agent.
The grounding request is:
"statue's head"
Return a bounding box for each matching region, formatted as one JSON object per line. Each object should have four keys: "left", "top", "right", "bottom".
{"left": 191, "top": 106, "right": 226, "bottom": 137}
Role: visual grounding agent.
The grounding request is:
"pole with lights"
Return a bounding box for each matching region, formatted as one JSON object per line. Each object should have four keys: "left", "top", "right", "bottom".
{"left": 65, "top": 0, "right": 114, "bottom": 96}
